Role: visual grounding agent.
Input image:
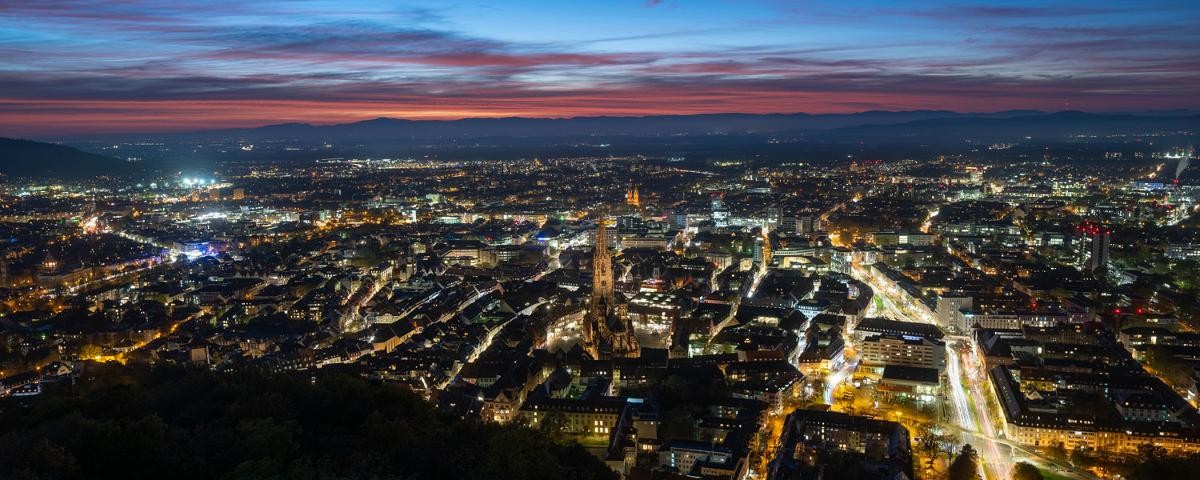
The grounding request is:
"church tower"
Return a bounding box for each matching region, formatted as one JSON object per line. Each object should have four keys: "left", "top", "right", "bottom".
{"left": 592, "top": 218, "right": 615, "bottom": 309}
{"left": 625, "top": 185, "right": 640, "bottom": 208}
{"left": 582, "top": 217, "right": 639, "bottom": 359}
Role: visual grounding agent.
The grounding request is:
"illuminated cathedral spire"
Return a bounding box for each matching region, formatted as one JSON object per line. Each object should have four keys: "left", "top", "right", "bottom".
{"left": 625, "top": 185, "right": 640, "bottom": 208}
{"left": 581, "top": 215, "right": 639, "bottom": 359}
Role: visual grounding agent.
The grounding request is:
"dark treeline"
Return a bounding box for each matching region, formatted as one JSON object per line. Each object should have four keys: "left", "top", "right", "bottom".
{"left": 0, "top": 363, "right": 615, "bottom": 480}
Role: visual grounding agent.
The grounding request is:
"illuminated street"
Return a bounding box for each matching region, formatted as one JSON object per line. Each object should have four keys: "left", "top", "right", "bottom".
{"left": 947, "top": 340, "right": 1010, "bottom": 480}
{"left": 823, "top": 357, "right": 858, "bottom": 406}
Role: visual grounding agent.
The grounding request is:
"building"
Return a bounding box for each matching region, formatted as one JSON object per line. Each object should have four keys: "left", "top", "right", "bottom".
{"left": 621, "top": 235, "right": 669, "bottom": 250}
{"left": 879, "top": 365, "right": 941, "bottom": 399}
{"left": 658, "top": 441, "right": 740, "bottom": 478}
{"left": 859, "top": 334, "right": 947, "bottom": 371}
{"left": 519, "top": 396, "right": 630, "bottom": 438}
{"left": 955, "top": 310, "right": 1071, "bottom": 332}
{"left": 990, "top": 366, "right": 1200, "bottom": 454}
{"left": 872, "top": 231, "right": 934, "bottom": 247}
{"left": 1078, "top": 223, "right": 1110, "bottom": 271}
{"left": 1167, "top": 242, "right": 1200, "bottom": 261}
{"left": 626, "top": 185, "right": 641, "bottom": 208}
{"left": 711, "top": 195, "right": 729, "bottom": 228}
{"left": 853, "top": 317, "right": 944, "bottom": 341}
{"left": 769, "top": 409, "right": 913, "bottom": 480}
{"left": 582, "top": 218, "right": 640, "bottom": 359}
{"left": 443, "top": 239, "right": 489, "bottom": 266}
{"left": 627, "top": 292, "right": 688, "bottom": 334}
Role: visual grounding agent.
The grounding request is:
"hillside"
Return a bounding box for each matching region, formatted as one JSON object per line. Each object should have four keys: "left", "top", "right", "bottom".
{"left": 0, "top": 364, "right": 616, "bottom": 480}
{"left": 0, "top": 137, "right": 129, "bottom": 178}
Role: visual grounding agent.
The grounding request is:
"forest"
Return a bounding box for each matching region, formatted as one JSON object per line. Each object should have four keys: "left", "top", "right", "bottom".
{"left": 0, "top": 363, "right": 616, "bottom": 480}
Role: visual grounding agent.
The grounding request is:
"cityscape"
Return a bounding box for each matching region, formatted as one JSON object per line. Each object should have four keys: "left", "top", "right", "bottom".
{"left": 2, "top": 2, "right": 1200, "bottom": 480}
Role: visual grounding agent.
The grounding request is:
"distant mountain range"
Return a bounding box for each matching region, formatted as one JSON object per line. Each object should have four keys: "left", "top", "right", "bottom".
{"left": 4, "top": 110, "right": 1198, "bottom": 178}
{"left": 63, "top": 110, "right": 1195, "bottom": 145}
{"left": 196, "top": 110, "right": 1037, "bottom": 140}
{"left": 0, "top": 137, "right": 127, "bottom": 178}
{"left": 99, "top": 110, "right": 1039, "bottom": 142}
{"left": 819, "top": 111, "right": 1200, "bottom": 140}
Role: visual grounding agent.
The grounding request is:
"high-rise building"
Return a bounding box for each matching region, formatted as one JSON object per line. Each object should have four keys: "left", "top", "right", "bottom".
{"left": 766, "top": 206, "right": 781, "bottom": 227}
{"left": 668, "top": 211, "right": 688, "bottom": 230}
{"left": 711, "top": 194, "right": 729, "bottom": 228}
{"left": 1089, "top": 228, "right": 1110, "bottom": 271}
{"left": 1077, "top": 223, "right": 1111, "bottom": 272}
{"left": 781, "top": 215, "right": 820, "bottom": 235}
{"left": 582, "top": 218, "right": 639, "bottom": 359}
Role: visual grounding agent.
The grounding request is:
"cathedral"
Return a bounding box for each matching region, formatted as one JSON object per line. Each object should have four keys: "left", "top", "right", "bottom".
{"left": 625, "top": 185, "right": 640, "bottom": 208}
{"left": 581, "top": 217, "right": 640, "bottom": 359}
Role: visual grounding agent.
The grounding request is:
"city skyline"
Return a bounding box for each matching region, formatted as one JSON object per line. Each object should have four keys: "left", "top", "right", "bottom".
{"left": 2, "top": 0, "right": 1200, "bottom": 136}
{"left": 3, "top": 3, "right": 1200, "bottom": 480}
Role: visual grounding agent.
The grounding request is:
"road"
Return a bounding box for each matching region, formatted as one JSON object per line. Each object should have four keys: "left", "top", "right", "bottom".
{"left": 853, "top": 263, "right": 937, "bottom": 325}
{"left": 950, "top": 337, "right": 1096, "bottom": 480}
{"left": 852, "top": 261, "right": 1010, "bottom": 479}
{"left": 823, "top": 357, "right": 858, "bottom": 405}
{"left": 853, "top": 260, "right": 1098, "bottom": 480}
{"left": 437, "top": 285, "right": 499, "bottom": 324}
{"left": 946, "top": 339, "right": 1009, "bottom": 480}
{"left": 439, "top": 299, "right": 549, "bottom": 389}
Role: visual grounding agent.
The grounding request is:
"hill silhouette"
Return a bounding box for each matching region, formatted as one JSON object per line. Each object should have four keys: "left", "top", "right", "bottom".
{"left": 0, "top": 363, "right": 616, "bottom": 480}
{"left": 0, "top": 137, "right": 129, "bottom": 178}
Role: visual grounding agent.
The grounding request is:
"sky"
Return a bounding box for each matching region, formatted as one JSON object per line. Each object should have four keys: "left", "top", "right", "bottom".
{"left": 1, "top": 0, "right": 1199, "bottom": 136}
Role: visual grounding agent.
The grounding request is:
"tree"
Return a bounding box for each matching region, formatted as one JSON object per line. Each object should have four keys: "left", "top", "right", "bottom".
{"left": 1047, "top": 287, "right": 1072, "bottom": 302}
{"left": 1048, "top": 441, "right": 1068, "bottom": 463}
{"left": 1143, "top": 346, "right": 1193, "bottom": 389}
{"left": 1123, "top": 439, "right": 1200, "bottom": 480}
{"left": 78, "top": 343, "right": 103, "bottom": 360}
{"left": 0, "top": 364, "right": 618, "bottom": 480}
{"left": 1137, "top": 443, "right": 1168, "bottom": 463}
{"left": 1070, "top": 446, "right": 1091, "bottom": 467}
{"left": 947, "top": 444, "right": 980, "bottom": 480}
{"left": 537, "top": 410, "right": 569, "bottom": 443}
{"left": 915, "top": 423, "right": 946, "bottom": 469}
{"left": 937, "top": 439, "right": 957, "bottom": 466}
{"left": 1012, "top": 462, "right": 1044, "bottom": 480}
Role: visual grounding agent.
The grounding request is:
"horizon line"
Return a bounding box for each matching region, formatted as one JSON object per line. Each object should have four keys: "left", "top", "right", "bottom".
{"left": 22, "top": 108, "right": 1200, "bottom": 140}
